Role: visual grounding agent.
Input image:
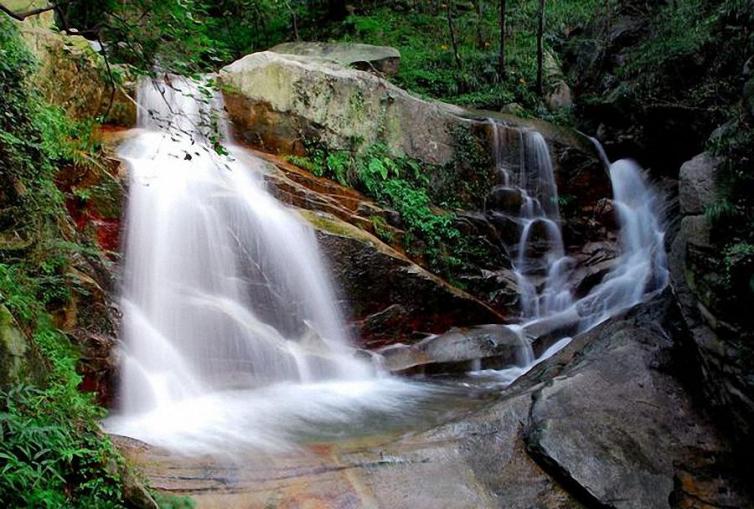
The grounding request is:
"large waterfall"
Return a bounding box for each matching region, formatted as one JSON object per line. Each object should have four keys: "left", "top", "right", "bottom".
{"left": 105, "top": 79, "right": 422, "bottom": 453}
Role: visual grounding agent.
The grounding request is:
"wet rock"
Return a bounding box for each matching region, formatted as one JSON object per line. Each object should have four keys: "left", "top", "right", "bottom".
{"left": 524, "top": 299, "right": 751, "bottom": 509}
{"left": 269, "top": 42, "right": 401, "bottom": 76}
{"left": 678, "top": 152, "right": 720, "bottom": 215}
{"left": 571, "top": 240, "right": 620, "bottom": 297}
{"left": 117, "top": 296, "right": 752, "bottom": 509}
{"left": 298, "top": 210, "right": 504, "bottom": 345}
{"left": 486, "top": 186, "right": 523, "bottom": 214}
{"left": 377, "top": 325, "right": 523, "bottom": 373}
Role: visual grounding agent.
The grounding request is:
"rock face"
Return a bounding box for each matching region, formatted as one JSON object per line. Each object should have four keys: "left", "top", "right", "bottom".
{"left": 270, "top": 42, "right": 401, "bottom": 76}
{"left": 0, "top": 304, "right": 43, "bottom": 386}
{"left": 670, "top": 151, "right": 754, "bottom": 453}
{"left": 219, "top": 51, "right": 460, "bottom": 165}
{"left": 299, "top": 209, "right": 503, "bottom": 346}
{"left": 18, "top": 24, "right": 135, "bottom": 125}
{"left": 117, "top": 295, "right": 752, "bottom": 508}
{"left": 218, "top": 50, "right": 613, "bottom": 315}
{"left": 678, "top": 152, "right": 720, "bottom": 215}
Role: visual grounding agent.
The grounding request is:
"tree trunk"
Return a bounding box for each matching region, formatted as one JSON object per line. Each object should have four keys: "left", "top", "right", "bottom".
{"left": 473, "top": 0, "right": 485, "bottom": 49}
{"left": 446, "top": 1, "right": 462, "bottom": 70}
{"left": 536, "top": 0, "right": 546, "bottom": 96}
{"left": 498, "top": 0, "right": 507, "bottom": 79}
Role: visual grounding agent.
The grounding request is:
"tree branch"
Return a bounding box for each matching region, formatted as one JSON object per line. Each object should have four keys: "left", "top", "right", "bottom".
{"left": 0, "top": 1, "right": 66, "bottom": 21}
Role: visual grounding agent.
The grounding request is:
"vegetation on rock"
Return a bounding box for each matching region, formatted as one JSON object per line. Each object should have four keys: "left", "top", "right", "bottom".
{"left": 0, "top": 14, "right": 134, "bottom": 507}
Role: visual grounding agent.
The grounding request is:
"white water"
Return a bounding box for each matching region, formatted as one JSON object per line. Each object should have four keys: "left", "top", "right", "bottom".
{"left": 106, "top": 78, "right": 424, "bottom": 453}
{"left": 489, "top": 121, "right": 575, "bottom": 320}
{"left": 107, "top": 83, "right": 669, "bottom": 453}
{"left": 486, "top": 123, "right": 668, "bottom": 378}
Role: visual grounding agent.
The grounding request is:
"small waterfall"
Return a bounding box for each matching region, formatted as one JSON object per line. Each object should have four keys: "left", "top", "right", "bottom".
{"left": 575, "top": 159, "right": 668, "bottom": 330}
{"left": 484, "top": 121, "right": 668, "bottom": 383}
{"left": 488, "top": 121, "right": 574, "bottom": 319}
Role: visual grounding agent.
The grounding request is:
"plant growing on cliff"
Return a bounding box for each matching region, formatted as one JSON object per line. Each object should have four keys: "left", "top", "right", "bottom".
{"left": 0, "top": 265, "right": 126, "bottom": 508}
{"left": 0, "top": 17, "right": 132, "bottom": 507}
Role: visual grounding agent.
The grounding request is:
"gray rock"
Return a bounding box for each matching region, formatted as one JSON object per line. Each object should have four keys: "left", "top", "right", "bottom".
{"left": 524, "top": 296, "right": 750, "bottom": 509}
{"left": 0, "top": 304, "right": 32, "bottom": 386}
{"left": 377, "top": 324, "right": 524, "bottom": 373}
{"left": 744, "top": 77, "right": 754, "bottom": 119}
{"left": 678, "top": 152, "right": 720, "bottom": 215}
{"left": 116, "top": 296, "right": 752, "bottom": 508}
{"left": 269, "top": 41, "right": 401, "bottom": 76}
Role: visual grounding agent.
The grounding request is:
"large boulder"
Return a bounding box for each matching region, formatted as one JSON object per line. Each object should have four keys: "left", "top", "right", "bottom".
{"left": 298, "top": 209, "right": 504, "bottom": 347}
{"left": 219, "top": 51, "right": 460, "bottom": 165}
{"left": 670, "top": 151, "right": 754, "bottom": 453}
{"left": 678, "top": 152, "right": 720, "bottom": 215}
{"left": 270, "top": 41, "right": 401, "bottom": 76}
{"left": 18, "top": 24, "right": 135, "bottom": 125}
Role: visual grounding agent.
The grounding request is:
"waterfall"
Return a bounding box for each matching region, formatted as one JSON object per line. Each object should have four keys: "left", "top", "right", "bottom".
{"left": 488, "top": 121, "right": 575, "bottom": 320}
{"left": 575, "top": 159, "right": 668, "bottom": 330}
{"left": 105, "top": 78, "right": 426, "bottom": 454}
{"left": 484, "top": 121, "right": 668, "bottom": 380}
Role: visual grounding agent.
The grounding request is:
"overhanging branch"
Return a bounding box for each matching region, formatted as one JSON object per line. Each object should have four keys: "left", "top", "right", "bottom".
{"left": 0, "top": 2, "right": 56, "bottom": 20}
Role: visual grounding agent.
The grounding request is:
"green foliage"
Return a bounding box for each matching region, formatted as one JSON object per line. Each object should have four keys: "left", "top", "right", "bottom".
{"left": 370, "top": 215, "right": 394, "bottom": 243}
{"left": 336, "top": 1, "right": 599, "bottom": 115}
{"left": 0, "top": 265, "right": 125, "bottom": 508}
{"left": 292, "top": 141, "right": 462, "bottom": 273}
{"left": 0, "top": 18, "right": 130, "bottom": 508}
{"left": 153, "top": 493, "right": 197, "bottom": 509}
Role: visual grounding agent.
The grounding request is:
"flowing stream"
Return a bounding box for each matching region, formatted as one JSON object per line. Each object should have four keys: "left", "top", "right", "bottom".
{"left": 106, "top": 79, "right": 668, "bottom": 456}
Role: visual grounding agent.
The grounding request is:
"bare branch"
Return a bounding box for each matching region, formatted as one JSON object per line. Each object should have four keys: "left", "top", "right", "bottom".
{"left": 0, "top": 1, "right": 69, "bottom": 21}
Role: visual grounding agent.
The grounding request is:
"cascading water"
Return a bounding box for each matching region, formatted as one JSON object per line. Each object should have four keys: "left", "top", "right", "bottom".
{"left": 105, "top": 78, "right": 424, "bottom": 454}
{"left": 575, "top": 158, "right": 668, "bottom": 330}
{"left": 482, "top": 122, "right": 668, "bottom": 382}
{"left": 489, "top": 121, "right": 574, "bottom": 320}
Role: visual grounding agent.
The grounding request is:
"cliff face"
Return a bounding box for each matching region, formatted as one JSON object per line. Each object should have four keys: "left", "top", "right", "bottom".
{"left": 558, "top": 0, "right": 754, "bottom": 453}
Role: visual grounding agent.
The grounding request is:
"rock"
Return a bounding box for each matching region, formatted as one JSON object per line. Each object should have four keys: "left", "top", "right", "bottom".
{"left": 0, "top": 304, "right": 41, "bottom": 386}
{"left": 572, "top": 246, "right": 619, "bottom": 298}
{"left": 117, "top": 295, "right": 752, "bottom": 508}
{"left": 219, "top": 51, "right": 459, "bottom": 165}
{"left": 356, "top": 304, "right": 410, "bottom": 346}
{"left": 485, "top": 186, "right": 523, "bottom": 214}
{"left": 744, "top": 77, "right": 754, "bottom": 119}
{"left": 678, "top": 152, "right": 721, "bottom": 215}
{"left": 18, "top": 25, "right": 135, "bottom": 125}
{"left": 377, "top": 325, "right": 525, "bottom": 373}
{"left": 669, "top": 194, "right": 754, "bottom": 454}
{"left": 218, "top": 51, "right": 604, "bottom": 189}
{"left": 500, "top": 102, "right": 526, "bottom": 116}
{"left": 546, "top": 81, "right": 573, "bottom": 112}
{"left": 524, "top": 298, "right": 749, "bottom": 508}
{"left": 269, "top": 41, "right": 401, "bottom": 76}
{"left": 298, "top": 209, "right": 504, "bottom": 345}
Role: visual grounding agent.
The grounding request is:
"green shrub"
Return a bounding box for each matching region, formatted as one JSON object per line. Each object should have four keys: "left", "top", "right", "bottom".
{"left": 0, "top": 16, "right": 131, "bottom": 508}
